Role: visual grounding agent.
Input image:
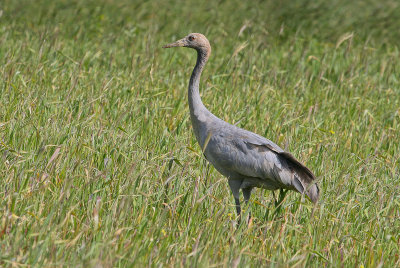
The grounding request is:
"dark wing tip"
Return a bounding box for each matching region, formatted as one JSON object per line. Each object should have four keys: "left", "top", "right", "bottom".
{"left": 308, "top": 183, "right": 320, "bottom": 203}
{"left": 280, "top": 152, "right": 316, "bottom": 182}
{"left": 279, "top": 151, "right": 320, "bottom": 203}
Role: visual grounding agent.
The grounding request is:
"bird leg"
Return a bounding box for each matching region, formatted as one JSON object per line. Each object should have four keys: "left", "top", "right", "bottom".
{"left": 242, "top": 187, "right": 253, "bottom": 223}
{"left": 228, "top": 179, "right": 242, "bottom": 223}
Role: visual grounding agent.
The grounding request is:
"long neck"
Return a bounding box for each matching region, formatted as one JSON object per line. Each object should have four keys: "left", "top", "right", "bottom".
{"left": 188, "top": 47, "right": 210, "bottom": 118}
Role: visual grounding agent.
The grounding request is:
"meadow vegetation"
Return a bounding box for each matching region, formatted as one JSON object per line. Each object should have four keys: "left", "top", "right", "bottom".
{"left": 1, "top": 0, "right": 399, "bottom": 266}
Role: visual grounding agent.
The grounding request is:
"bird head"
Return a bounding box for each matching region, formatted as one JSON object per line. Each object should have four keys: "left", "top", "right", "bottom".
{"left": 163, "top": 33, "right": 211, "bottom": 51}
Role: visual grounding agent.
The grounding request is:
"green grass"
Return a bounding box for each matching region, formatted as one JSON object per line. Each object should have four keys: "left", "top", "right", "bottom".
{"left": 1, "top": 0, "right": 400, "bottom": 266}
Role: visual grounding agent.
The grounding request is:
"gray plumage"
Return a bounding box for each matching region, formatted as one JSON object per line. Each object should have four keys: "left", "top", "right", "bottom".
{"left": 163, "top": 33, "right": 319, "bottom": 220}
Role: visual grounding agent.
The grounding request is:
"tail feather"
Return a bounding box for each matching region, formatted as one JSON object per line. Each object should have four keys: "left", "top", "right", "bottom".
{"left": 306, "top": 183, "right": 319, "bottom": 203}
{"left": 293, "top": 175, "right": 320, "bottom": 203}
{"left": 279, "top": 151, "right": 320, "bottom": 203}
{"left": 250, "top": 142, "right": 320, "bottom": 203}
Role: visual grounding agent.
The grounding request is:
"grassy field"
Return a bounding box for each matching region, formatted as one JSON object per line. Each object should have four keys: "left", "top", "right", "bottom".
{"left": 1, "top": 0, "right": 400, "bottom": 266}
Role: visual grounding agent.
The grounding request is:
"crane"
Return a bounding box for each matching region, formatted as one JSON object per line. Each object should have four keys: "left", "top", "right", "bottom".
{"left": 163, "top": 33, "right": 319, "bottom": 222}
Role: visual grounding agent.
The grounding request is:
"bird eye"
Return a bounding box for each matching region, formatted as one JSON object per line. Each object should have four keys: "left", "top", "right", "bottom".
{"left": 188, "top": 36, "right": 195, "bottom": 41}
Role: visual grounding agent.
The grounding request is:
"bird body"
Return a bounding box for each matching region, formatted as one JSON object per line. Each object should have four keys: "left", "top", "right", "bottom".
{"left": 163, "top": 33, "right": 319, "bottom": 219}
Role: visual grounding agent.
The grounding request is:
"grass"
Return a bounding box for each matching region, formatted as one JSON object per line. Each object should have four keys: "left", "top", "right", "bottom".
{"left": 1, "top": 0, "right": 399, "bottom": 266}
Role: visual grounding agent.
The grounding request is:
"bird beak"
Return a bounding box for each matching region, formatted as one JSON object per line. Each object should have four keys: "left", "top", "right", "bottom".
{"left": 163, "top": 38, "right": 186, "bottom": 48}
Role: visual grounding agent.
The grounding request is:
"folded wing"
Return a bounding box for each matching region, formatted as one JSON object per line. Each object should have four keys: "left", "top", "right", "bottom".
{"left": 206, "top": 128, "right": 319, "bottom": 203}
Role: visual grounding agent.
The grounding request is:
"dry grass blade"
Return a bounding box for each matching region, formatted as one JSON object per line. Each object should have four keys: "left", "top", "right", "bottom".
{"left": 336, "top": 32, "right": 354, "bottom": 49}
{"left": 232, "top": 41, "right": 248, "bottom": 58}
{"left": 46, "top": 147, "right": 61, "bottom": 169}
